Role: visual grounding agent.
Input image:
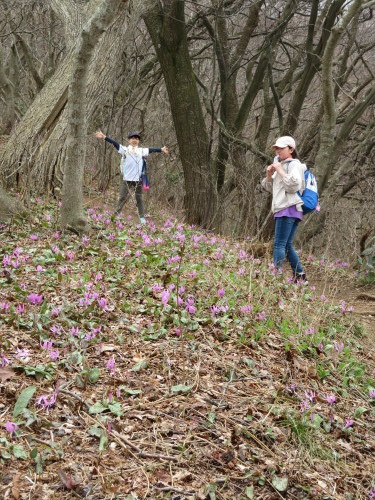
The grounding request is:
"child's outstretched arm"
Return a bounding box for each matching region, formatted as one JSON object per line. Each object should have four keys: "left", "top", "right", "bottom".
{"left": 94, "top": 130, "right": 106, "bottom": 140}
{"left": 94, "top": 130, "right": 120, "bottom": 151}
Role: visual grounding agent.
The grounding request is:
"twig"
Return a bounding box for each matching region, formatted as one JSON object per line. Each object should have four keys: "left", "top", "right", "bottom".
{"left": 60, "top": 388, "right": 90, "bottom": 408}
{"left": 153, "top": 485, "right": 196, "bottom": 496}
{"left": 111, "top": 429, "right": 179, "bottom": 463}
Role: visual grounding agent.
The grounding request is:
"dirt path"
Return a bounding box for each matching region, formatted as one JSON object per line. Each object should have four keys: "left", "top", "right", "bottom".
{"left": 306, "top": 263, "right": 375, "bottom": 340}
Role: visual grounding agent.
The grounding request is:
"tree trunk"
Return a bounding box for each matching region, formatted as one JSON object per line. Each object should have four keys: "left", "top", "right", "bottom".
{"left": 0, "top": 185, "right": 25, "bottom": 222}
{"left": 144, "top": 0, "right": 217, "bottom": 228}
{"left": 60, "top": 0, "right": 128, "bottom": 233}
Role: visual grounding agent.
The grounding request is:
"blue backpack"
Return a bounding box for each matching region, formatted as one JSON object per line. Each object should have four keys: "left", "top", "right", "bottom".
{"left": 299, "top": 169, "right": 318, "bottom": 214}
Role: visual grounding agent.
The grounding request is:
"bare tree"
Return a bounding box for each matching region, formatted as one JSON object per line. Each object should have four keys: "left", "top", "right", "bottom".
{"left": 60, "top": 0, "right": 128, "bottom": 233}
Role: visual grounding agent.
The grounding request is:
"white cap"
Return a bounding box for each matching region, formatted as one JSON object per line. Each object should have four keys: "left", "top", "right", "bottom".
{"left": 272, "top": 136, "right": 296, "bottom": 149}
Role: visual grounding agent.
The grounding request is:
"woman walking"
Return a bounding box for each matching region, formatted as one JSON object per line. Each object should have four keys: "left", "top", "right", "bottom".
{"left": 261, "top": 136, "right": 307, "bottom": 283}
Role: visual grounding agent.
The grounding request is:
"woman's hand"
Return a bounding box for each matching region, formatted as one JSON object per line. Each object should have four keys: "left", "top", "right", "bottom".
{"left": 95, "top": 130, "right": 106, "bottom": 140}
{"left": 266, "top": 164, "right": 276, "bottom": 180}
{"left": 161, "top": 146, "right": 169, "bottom": 154}
{"left": 272, "top": 161, "right": 285, "bottom": 178}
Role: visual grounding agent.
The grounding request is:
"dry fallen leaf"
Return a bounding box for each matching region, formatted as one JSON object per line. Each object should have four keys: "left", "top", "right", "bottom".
{"left": 0, "top": 367, "right": 15, "bottom": 383}
{"left": 11, "top": 474, "right": 21, "bottom": 500}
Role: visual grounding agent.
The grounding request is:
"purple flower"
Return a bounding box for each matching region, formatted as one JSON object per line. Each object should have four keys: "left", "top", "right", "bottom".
{"left": 175, "top": 296, "right": 184, "bottom": 306}
{"left": 369, "top": 389, "right": 375, "bottom": 399}
{"left": 218, "top": 288, "right": 225, "bottom": 298}
{"left": 27, "top": 293, "right": 43, "bottom": 305}
{"left": 152, "top": 283, "right": 163, "bottom": 293}
{"left": 211, "top": 305, "right": 220, "bottom": 316}
{"left": 215, "top": 249, "right": 223, "bottom": 259}
{"left": 36, "top": 393, "right": 57, "bottom": 409}
{"left": 97, "top": 297, "right": 108, "bottom": 310}
{"left": 106, "top": 356, "right": 116, "bottom": 375}
{"left": 240, "top": 305, "right": 253, "bottom": 315}
{"left": 161, "top": 289, "right": 170, "bottom": 307}
{"left": 344, "top": 418, "right": 354, "bottom": 429}
{"left": 256, "top": 311, "right": 266, "bottom": 321}
{"left": 66, "top": 251, "right": 75, "bottom": 261}
{"left": 16, "top": 304, "right": 26, "bottom": 315}
{"left": 300, "top": 400, "right": 310, "bottom": 412}
{"left": 1, "top": 353, "right": 10, "bottom": 367}
{"left": 16, "top": 348, "right": 29, "bottom": 359}
{"left": 334, "top": 341, "right": 344, "bottom": 354}
{"left": 51, "top": 307, "right": 62, "bottom": 317}
{"left": 50, "top": 324, "right": 62, "bottom": 335}
{"left": 49, "top": 349, "right": 60, "bottom": 360}
{"left": 5, "top": 422, "right": 19, "bottom": 433}
{"left": 41, "top": 340, "right": 53, "bottom": 350}
{"left": 304, "top": 327, "right": 314, "bottom": 335}
{"left": 304, "top": 390, "right": 316, "bottom": 403}
{"left": 30, "top": 234, "right": 39, "bottom": 241}
{"left": 70, "top": 327, "right": 80, "bottom": 337}
{"left": 325, "top": 394, "right": 336, "bottom": 405}
{"left": 185, "top": 298, "right": 196, "bottom": 315}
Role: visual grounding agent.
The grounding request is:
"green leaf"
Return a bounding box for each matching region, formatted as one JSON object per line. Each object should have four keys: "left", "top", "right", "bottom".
{"left": 108, "top": 401, "right": 123, "bottom": 416}
{"left": 121, "top": 387, "right": 142, "bottom": 396}
{"left": 354, "top": 406, "right": 368, "bottom": 417}
{"left": 245, "top": 485, "right": 254, "bottom": 499}
{"left": 310, "top": 414, "right": 323, "bottom": 428}
{"left": 88, "top": 367, "right": 101, "bottom": 384}
{"left": 88, "top": 425, "right": 103, "bottom": 438}
{"left": 88, "top": 402, "right": 107, "bottom": 414}
{"left": 12, "top": 444, "right": 28, "bottom": 459}
{"left": 30, "top": 448, "right": 38, "bottom": 459}
{"left": 131, "top": 360, "right": 148, "bottom": 372}
{"left": 242, "top": 357, "right": 254, "bottom": 368}
{"left": 171, "top": 384, "right": 192, "bottom": 395}
{"left": 271, "top": 476, "right": 288, "bottom": 492}
{"left": 99, "top": 434, "right": 108, "bottom": 451}
{"left": 13, "top": 385, "right": 37, "bottom": 417}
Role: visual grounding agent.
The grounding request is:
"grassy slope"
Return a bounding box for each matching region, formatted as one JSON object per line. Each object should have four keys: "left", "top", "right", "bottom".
{"left": 0, "top": 199, "right": 374, "bottom": 499}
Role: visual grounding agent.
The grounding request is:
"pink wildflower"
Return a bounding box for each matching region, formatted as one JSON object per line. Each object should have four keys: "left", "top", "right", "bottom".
{"left": 5, "top": 422, "right": 19, "bottom": 433}
{"left": 325, "top": 394, "right": 336, "bottom": 405}
{"left": 27, "top": 293, "right": 43, "bottom": 305}
{"left": 106, "top": 356, "right": 116, "bottom": 375}
{"left": 344, "top": 418, "right": 354, "bottom": 429}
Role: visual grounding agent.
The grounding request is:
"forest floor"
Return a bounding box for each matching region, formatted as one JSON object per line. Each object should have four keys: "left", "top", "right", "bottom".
{"left": 0, "top": 197, "right": 374, "bottom": 500}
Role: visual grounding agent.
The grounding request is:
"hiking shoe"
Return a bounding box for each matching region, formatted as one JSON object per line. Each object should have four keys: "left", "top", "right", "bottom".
{"left": 294, "top": 272, "right": 308, "bottom": 285}
{"left": 140, "top": 217, "right": 146, "bottom": 224}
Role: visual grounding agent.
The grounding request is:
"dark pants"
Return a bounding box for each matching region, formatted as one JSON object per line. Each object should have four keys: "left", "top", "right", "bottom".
{"left": 274, "top": 216, "right": 303, "bottom": 274}
{"left": 116, "top": 180, "right": 144, "bottom": 217}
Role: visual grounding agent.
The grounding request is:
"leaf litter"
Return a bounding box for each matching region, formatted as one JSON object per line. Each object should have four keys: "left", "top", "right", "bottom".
{"left": 0, "top": 198, "right": 374, "bottom": 499}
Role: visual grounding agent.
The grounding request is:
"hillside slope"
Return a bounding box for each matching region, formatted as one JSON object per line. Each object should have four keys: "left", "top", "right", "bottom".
{"left": 0, "top": 199, "right": 374, "bottom": 499}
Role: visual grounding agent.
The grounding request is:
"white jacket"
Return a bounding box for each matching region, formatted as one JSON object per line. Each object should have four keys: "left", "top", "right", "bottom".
{"left": 261, "top": 158, "right": 306, "bottom": 214}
